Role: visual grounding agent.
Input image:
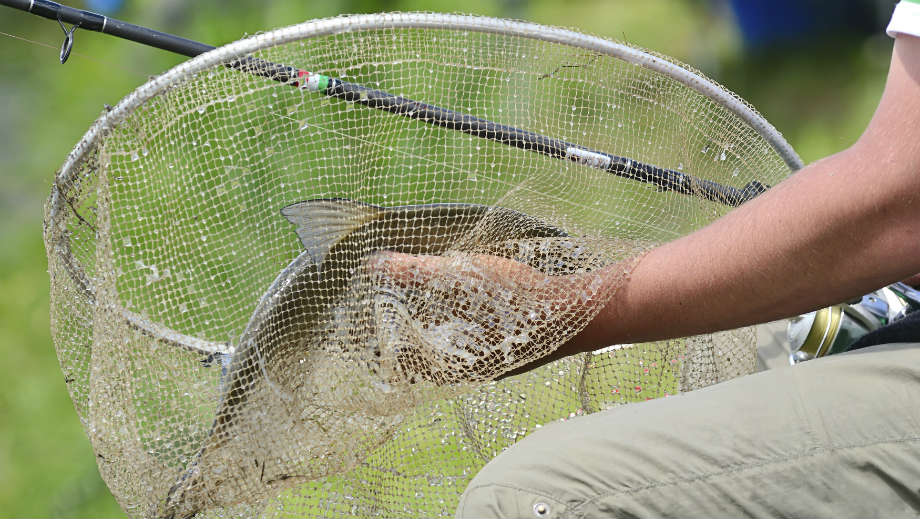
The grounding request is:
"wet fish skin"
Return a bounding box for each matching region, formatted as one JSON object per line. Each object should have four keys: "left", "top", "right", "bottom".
{"left": 163, "top": 198, "right": 567, "bottom": 517}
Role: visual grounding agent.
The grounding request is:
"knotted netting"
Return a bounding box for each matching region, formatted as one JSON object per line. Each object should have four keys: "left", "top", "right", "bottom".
{"left": 44, "top": 13, "right": 800, "bottom": 518}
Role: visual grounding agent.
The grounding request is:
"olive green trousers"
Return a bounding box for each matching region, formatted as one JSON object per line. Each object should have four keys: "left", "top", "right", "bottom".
{"left": 456, "top": 343, "right": 920, "bottom": 518}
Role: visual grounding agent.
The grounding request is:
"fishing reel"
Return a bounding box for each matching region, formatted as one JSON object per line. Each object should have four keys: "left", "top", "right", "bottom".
{"left": 787, "top": 282, "right": 920, "bottom": 364}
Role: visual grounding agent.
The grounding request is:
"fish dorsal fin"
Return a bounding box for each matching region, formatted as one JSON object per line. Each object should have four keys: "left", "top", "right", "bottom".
{"left": 280, "top": 198, "right": 381, "bottom": 265}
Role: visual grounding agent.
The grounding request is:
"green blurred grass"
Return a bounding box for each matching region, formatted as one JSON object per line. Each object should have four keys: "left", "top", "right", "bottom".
{"left": 0, "top": 0, "right": 891, "bottom": 516}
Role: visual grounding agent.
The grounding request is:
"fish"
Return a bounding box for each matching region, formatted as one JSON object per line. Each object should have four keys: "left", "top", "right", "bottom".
{"left": 163, "top": 198, "right": 569, "bottom": 517}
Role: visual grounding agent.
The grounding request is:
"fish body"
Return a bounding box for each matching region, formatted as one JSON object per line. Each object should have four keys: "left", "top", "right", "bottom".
{"left": 164, "top": 198, "right": 567, "bottom": 517}
{"left": 223, "top": 198, "right": 569, "bottom": 428}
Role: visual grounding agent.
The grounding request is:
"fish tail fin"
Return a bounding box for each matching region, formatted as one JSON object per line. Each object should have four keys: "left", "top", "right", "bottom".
{"left": 280, "top": 198, "right": 382, "bottom": 265}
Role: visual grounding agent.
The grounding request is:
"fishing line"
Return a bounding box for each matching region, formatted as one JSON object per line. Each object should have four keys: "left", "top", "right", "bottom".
{"left": 0, "top": 29, "right": 154, "bottom": 80}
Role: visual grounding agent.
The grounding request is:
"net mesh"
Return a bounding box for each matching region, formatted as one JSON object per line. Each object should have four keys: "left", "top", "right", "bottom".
{"left": 44, "top": 14, "right": 792, "bottom": 518}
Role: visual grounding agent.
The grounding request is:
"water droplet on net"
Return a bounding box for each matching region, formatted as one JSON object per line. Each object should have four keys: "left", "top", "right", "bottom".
{"left": 130, "top": 151, "right": 140, "bottom": 162}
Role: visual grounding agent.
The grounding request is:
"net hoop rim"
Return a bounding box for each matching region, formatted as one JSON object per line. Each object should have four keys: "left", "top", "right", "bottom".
{"left": 46, "top": 12, "right": 802, "bottom": 356}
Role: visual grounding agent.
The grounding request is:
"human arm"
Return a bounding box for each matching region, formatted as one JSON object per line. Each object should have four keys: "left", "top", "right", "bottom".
{"left": 571, "top": 34, "right": 920, "bottom": 349}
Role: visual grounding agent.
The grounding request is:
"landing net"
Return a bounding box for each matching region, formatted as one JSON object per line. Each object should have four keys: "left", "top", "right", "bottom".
{"left": 44, "top": 13, "right": 798, "bottom": 518}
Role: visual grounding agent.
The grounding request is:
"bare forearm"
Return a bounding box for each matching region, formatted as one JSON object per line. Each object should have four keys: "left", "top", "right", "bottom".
{"left": 579, "top": 149, "right": 916, "bottom": 347}
{"left": 572, "top": 37, "right": 920, "bottom": 351}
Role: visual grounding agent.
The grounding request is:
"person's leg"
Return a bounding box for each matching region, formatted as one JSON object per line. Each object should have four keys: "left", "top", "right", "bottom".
{"left": 456, "top": 343, "right": 920, "bottom": 518}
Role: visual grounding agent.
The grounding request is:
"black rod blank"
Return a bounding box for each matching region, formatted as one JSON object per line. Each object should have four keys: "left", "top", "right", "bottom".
{"left": 6, "top": 0, "right": 213, "bottom": 56}
{"left": 1, "top": 0, "right": 766, "bottom": 206}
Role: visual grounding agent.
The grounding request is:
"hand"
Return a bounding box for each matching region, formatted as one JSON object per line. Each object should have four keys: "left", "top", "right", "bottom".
{"left": 367, "top": 251, "right": 630, "bottom": 382}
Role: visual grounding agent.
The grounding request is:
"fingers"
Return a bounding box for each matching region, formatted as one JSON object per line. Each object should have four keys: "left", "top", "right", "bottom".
{"left": 367, "top": 249, "right": 625, "bottom": 311}
{"left": 368, "top": 250, "right": 549, "bottom": 291}
{"left": 364, "top": 249, "right": 633, "bottom": 383}
{"left": 367, "top": 251, "right": 450, "bottom": 287}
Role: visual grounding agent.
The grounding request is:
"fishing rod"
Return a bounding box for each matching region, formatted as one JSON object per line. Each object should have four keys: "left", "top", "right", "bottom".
{"left": 1, "top": 0, "right": 767, "bottom": 206}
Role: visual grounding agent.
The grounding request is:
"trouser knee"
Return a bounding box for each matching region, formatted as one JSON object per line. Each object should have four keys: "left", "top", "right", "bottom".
{"left": 456, "top": 432, "right": 576, "bottom": 519}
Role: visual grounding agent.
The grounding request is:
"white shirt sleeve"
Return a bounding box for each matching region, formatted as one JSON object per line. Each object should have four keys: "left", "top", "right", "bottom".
{"left": 887, "top": 1, "right": 920, "bottom": 38}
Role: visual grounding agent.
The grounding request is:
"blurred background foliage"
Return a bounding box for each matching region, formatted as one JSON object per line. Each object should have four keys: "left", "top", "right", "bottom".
{"left": 0, "top": 0, "right": 897, "bottom": 516}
